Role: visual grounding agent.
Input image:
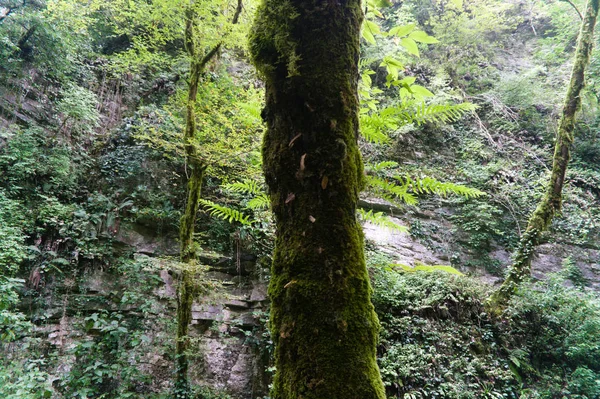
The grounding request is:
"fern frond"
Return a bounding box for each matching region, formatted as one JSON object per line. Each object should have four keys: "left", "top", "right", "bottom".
{"left": 357, "top": 209, "right": 408, "bottom": 232}
{"left": 237, "top": 102, "right": 262, "bottom": 121}
{"left": 359, "top": 56, "right": 379, "bottom": 70}
{"left": 390, "top": 102, "right": 477, "bottom": 126}
{"left": 395, "top": 175, "right": 485, "bottom": 198}
{"left": 199, "top": 199, "right": 252, "bottom": 225}
{"left": 394, "top": 263, "right": 463, "bottom": 275}
{"left": 366, "top": 161, "right": 399, "bottom": 173}
{"left": 366, "top": 176, "right": 418, "bottom": 206}
{"left": 247, "top": 193, "right": 271, "bottom": 210}
{"left": 223, "top": 180, "right": 264, "bottom": 195}
{"left": 359, "top": 120, "right": 391, "bottom": 144}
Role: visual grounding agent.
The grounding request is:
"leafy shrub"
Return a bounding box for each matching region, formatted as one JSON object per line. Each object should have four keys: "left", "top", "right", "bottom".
{"left": 370, "top": 262, "right": 600, "bottom": 399}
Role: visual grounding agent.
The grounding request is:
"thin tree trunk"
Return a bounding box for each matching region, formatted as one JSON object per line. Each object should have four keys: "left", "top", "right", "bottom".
{"left": 490, "top": 0, "right": 600, "bottom": 307}
{"left": 174, "top": 2, "right": 243, "bottom": 397}
{"left": 249, "top": 2, "right": 386, "bottom": 399}
{"left": 174, "top": 13, "right": 206, "bottom": 396}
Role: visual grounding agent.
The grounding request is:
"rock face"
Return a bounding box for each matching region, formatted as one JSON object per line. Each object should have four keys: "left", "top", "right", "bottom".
{"left": 13, "top": 216, "right": 600, "bottom": 399}
{"left": 363, "top": 210, "right": 600, "bottom": 289}
{"left": 190, "top": 281, "right": 270, "bottom": 398}
{"left": 16, "top": 223, "right": 271, "bottom": 399}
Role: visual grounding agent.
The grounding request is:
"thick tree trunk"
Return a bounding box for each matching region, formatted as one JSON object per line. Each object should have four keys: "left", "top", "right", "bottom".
{"left": 490, "top": 0, "right": 599, "bottom": 306}
{"left": 249, "top": 2, "right": 386, "bottom": 399}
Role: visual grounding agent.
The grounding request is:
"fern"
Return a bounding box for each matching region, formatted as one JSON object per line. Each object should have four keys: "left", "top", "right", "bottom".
{"left": 247, "top": 193, "right": 271, "bottom": 210}
{"left": 395, "top": 175, "right": 485, "bottom": 198}
{"left": 357, "top": 209, "right": 408, "bottom": 232}
{"left": 393, "top": 102, "right": 477, "bottom": 126}
{"left": 199, "top": 199, "right": 252, "bottom": 225}
{"left": 223, "top": 180, "right": 263, "bottom": 195}
{"left": 359, "top": 102, "right": 476, "bottom": 143}
{"left": 359, "top": 56, "right": 379, "bottom": 70}
{"left": 366, "top": 175, "right": 418, "bottom": 206}
{"left": 359, "top": 120, "right": 392, "bottom": 144}
{"left": 366, "top": 161, "right": 399, "bottom": 173}
{"left": 237, "top": 102, "right": 262, "bottom": 121}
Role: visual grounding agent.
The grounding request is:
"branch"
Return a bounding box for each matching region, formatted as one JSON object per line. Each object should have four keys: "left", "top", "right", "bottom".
{"left": 193, "top": 0, "right": 244, "bottom": 73}
{"left": 198, "top": 43, "right": 222, "bottom": 71}
{"left": 358, "top": 199, "right": 403, "bottom": 215}
{"left": 232, "top": 0, "right": 243, "bottom": 25}
{"left": 561, "top": 0, "right": 584, "bottom": 20}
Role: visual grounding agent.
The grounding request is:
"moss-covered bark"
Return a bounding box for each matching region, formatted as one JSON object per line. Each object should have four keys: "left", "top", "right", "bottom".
{"left": 175, "top": 3, "right": 244, "bottom": 396}
{"left": 174, "top": 6, "right": 209, "bottom": 398}
{"left": 249, "top": 2, "right": 385, "bottom": 398}
{"left": 490, "top": 0, "right": 599, "bottom": 307}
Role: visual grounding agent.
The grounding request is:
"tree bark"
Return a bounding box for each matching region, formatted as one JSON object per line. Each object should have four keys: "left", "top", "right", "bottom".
{"left": 490, "top": 0, "right": 600, "bottom": 307}
{"left": 249, "top": 2, "right": 386, "bottom": 399}
{"left": 174, "top": 2, "right": 244, "bottom": 396}
{"left": 174, "top": 9, "right": 206, "bottom": 396}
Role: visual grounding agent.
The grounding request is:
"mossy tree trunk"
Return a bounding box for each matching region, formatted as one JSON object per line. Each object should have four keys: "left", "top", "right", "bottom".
{"left": 175, "top": 2, "right": 243, "bottom": 397}
{"left": 174, "top": 7, "right": 207, "bottom": 397}
{"left": 491, "top": 0, "right": 600, "bottom": 306}
{"left": 249, "top": 2, "right": 386, "bottom": 399}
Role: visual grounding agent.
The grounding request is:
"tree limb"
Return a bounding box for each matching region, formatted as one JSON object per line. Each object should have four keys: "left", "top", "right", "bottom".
{"left": 561, "top": 0, "right": 584, "bottom": 20}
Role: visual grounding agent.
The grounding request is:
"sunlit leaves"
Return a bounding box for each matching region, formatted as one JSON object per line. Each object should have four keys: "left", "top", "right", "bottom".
{"left": 389, "top": 23, "right": 416, "bottom": 37}
{"left": 358, "top": 209, "right": 408, "bottom": 233}
{"left": 409, "top": 30, "right": 439, "bottom": 44}
{"left": 362, "top": 20, "right": 380, "bottom": 44}
{"left": 449, "top": 0, "right": 464, "bottom": 9}
{"left": 394, "top": 263, "right": 463, "bottom": 275}
{"left": 401, "top": 38, "right": 419, "bottom": 56}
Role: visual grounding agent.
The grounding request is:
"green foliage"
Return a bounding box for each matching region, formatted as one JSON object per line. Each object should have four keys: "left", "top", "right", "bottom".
{"left": 60, "top": 311, "right": 151, "bottom": 397}
{"left": 56, "top": 83, "right": 100, "bottom": 137}
{"left": 366, "top": 168, "right": 484, "bottom": 209}
{"left": 199, "top": 198, "right": 252, "bottom": 225}
{"left": 0, "top": 358, "right": 53, "bottom": 399}
{"left": 561, "top": 256, "right": 588, "bottom": 288}
{"left": 393, "top": 263, "right": 463, "bottom": 275}
{"left": 0, "top": 127, "right": 85, "bottom": 198}
{"left": 0, "top": 278, "right": 31, "bottom": 343}
{"left": 360, "top": 102, "right": 477, "bottom": 144}
{"left": 450, "top": 200, "right": 506, "bottom": 251}
{"left": 371, "top": 264, "right": 600, "bottom": 399}
{"left": 504, "top": 275, "right": 600, "bottom": 397}
{"left": 358, "top": 209, "right": 408, "bottom": 232}
{"left": 0, "top": 0, "right": 92, "bottom": 81}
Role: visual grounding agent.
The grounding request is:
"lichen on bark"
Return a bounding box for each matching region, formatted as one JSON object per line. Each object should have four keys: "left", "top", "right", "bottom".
{"left": 249, "top": 1, "right": 385, "bottom": 398}
{"left": 490, "top": 0, "right": 600, "bottom": 307}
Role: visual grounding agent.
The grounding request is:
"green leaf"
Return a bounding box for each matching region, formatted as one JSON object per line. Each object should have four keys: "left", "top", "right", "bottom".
{"left": 410, "top": 85, "right": 435, "bottom": 97}
{"left": 362, "top": 28, "right": 376, "bottom": 45}
{"left": 401, "top": 38, "right": 419, "bottom": 56}
{"left": 409, "top": 30, "right": 440, "bottom": 44}
{"left": 367, "top": 161, "right": 399, "bottom": 173}
{"left": 389, "top": 23, "right": 416, "bottom": 37}
{"left": 199, "top": 199, "right": 252, "bottom": 225}
{"left": 450, "top": 0, "right": 463, "bottom": 8}
{"left": 362, "top": 20, "right": 380, "bottom": 44}
{"left": 357, "top": 209, "right": 408, "bottom": 233}
{"left": 365, "top": 20, "right": 381, "bottom": 35}
{"left": 373, "top": 0, "right": 393, "bottom": 7}
{"left": 398, "top": 76, "right": 416, "bottom": 86}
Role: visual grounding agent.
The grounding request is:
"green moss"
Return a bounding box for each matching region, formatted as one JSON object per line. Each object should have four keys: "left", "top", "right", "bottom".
{"left": 249, "top": 1, "right": 384, "bottom": 398}
{"left": 249, "top": 1, "right": 300, "bottom": 78}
